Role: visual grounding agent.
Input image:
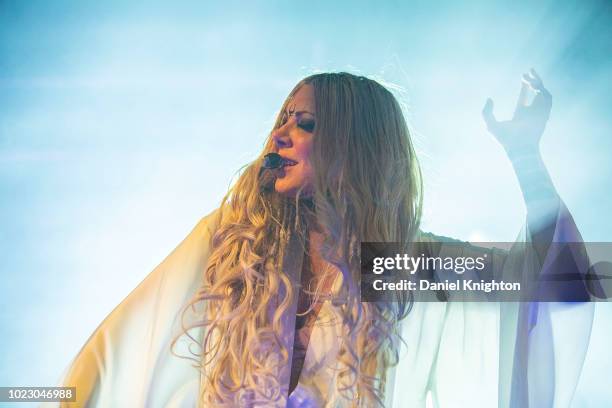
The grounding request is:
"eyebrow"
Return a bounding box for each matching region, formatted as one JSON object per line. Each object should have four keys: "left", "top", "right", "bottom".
{"left": 285, "top": 109, "right": 315, "bottom": 117}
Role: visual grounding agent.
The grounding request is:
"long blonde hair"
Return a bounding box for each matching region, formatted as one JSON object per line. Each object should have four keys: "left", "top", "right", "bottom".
{"left": 179, "top": 72, "right": 422, "bottom": 406}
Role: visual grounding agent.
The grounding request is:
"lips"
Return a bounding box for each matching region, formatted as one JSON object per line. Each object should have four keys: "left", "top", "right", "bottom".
{"left": 279, "top": 156, "right": 298, "bottom": 167}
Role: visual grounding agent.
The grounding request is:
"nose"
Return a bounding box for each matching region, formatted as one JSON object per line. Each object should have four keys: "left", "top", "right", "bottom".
{"left": 272, "top": 121, "right": 292, "bottom": 149}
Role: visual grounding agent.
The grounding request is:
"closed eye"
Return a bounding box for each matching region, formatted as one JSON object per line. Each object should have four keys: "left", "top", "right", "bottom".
{"left": 297, "top": 119, "right": 315, "bottom": 133}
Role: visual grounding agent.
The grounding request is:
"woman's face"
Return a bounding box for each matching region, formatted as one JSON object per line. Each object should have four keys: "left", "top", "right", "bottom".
{"left": 271, "top": 84, "right": 316, "bottom": 197}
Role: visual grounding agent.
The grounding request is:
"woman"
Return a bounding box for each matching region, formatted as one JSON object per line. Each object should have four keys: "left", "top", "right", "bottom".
{"left": 58, "top": 72, "right": 593, "bottom": 407}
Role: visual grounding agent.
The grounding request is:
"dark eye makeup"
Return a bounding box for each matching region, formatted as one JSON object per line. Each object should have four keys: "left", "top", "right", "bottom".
{"left": 278, "top": 110, "right": 316, "bottom": 133}
{"left": 297, "top": 118, "right": 315, "bottom": 133}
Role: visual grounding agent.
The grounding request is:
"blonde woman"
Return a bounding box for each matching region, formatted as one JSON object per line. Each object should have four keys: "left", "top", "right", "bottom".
{"left": 58, "top": 72, "right": 593, "bottom": 407}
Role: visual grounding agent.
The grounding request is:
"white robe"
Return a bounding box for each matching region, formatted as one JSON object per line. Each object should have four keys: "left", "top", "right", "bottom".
{"left": 51, "top": 203, "right": 594, "bottom": 407}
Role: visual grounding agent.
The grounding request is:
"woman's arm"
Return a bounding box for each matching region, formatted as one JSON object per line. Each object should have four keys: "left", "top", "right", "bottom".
{"left": 482, "top": 69, "right": 558, "bottom": 262}
{"left": 482, "top": 73, "right": 594, "bottom": 407}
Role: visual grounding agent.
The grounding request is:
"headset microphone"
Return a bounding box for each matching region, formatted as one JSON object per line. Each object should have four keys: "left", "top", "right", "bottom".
{"left": 262, "top": 153, "right": 284, "bottom": 169}
{"left": 259, "top": 153, "right": 284, "bottom": 193}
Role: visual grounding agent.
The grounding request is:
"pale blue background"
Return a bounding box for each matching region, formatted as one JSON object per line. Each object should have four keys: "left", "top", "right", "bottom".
{"left": 0, "top": 0, "right": 610, "bottom": 406}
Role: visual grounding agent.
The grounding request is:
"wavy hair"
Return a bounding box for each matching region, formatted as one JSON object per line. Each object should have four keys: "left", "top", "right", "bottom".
{"left": 177, "top": 72, "right": 423, "bottom": 407}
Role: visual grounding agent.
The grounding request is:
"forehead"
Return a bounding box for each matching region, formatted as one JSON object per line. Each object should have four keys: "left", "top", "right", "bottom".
{"left": 287, "top": 84, "right": 314, "bottom": 112}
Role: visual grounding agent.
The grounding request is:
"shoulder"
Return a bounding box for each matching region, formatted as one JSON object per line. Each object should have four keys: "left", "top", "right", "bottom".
{"left": 197, "top": 207, "right": 224, "bottom": 234}
{"left": 60, "top": 207, "right": 225, "bottom": 404}
{"left": 414, "top": 230, "right": 465, "bottom": 257}
{"left": 188, "top": 207, "right": 223, "bottom": 246}
{"left": 77, "top": 206, "right": 225, "bottom": 335}
{"left": 416, "top": 230, "right": 465, "bottom": 244}
{"left": 131, "top": 206, "right": 224, "bottom": 304}
{"left": 415, "top": 229, "right": 508, "bottom": 258}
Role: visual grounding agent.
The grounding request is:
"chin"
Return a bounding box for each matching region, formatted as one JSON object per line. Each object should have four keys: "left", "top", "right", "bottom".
{"left": 274, "top": 182, "right": 299, "bottom": 197}
{"left": 274, "top": 179, "right": 312, "bottom": 198}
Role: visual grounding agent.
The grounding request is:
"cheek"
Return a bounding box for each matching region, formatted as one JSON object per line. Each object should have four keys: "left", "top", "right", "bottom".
{"left": 297, "top": 141, "right": 314, "bottom": 179}
{"left": 287, "top": 161, "right": 312, "bottom": 185}
{"left": 274, "top": 137, "right": 315, "bottom": 195}
{"left": 296, "top": 138, "right": 314, "bottom": 164}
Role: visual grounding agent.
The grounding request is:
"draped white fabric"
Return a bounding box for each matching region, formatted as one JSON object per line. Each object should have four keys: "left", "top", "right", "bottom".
{"left": 50, "top": 203, "right": 593, "bottom": 407}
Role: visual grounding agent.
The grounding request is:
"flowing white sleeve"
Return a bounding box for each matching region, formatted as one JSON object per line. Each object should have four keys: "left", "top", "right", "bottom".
{"left": 389, "top": 201, "right": 594, "bottom": 408}
{"left": 52, "top": 209, "right": 221, "bottom": 408}
{"left": 499, "top": 201, "right": 594, "bottom": 408}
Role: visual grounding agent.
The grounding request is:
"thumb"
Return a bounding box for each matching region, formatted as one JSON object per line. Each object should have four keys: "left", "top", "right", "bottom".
{"left": 482, "top": 98, "right": 499, "bottom": 132}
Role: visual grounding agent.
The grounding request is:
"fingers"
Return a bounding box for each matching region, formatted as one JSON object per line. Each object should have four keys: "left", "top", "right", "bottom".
{"left": 482, "top": 98, "right": 499, "bottom": 132}
{"left": 523, "top": 68, "right": 551, "bottom": 98}
{"left": 516, "top": 69, "right": 552, "bottom": 114}
{"left": 523, "top": 71, "right": 543, "bottom": 91}
{"left": 529, "top": 68, "right": 542, "bottom": 83}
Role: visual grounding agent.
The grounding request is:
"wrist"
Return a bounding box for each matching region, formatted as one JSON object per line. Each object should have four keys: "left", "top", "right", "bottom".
{"left": 505, "top": 144, "right": 542, "bottom": 167}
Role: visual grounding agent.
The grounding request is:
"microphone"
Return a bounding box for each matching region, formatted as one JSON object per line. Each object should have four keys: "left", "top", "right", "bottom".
{"left": 259, "top": 153, "right": 284, "bottom": 193}
{"left": 262, "top": 152, "right": 284, "bottom": 169}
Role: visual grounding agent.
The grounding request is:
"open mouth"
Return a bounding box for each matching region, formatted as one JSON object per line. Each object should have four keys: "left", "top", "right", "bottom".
{"left": 281, "top": 158, "right": 298, "bottom": 167}
{"left": 262, "top": 153, "right": 297, "bottom": 170}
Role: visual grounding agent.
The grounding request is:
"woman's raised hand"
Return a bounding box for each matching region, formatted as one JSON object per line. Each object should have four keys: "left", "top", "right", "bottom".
{"left": 482, "top": 69, "right": 552, "bottom": 157}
